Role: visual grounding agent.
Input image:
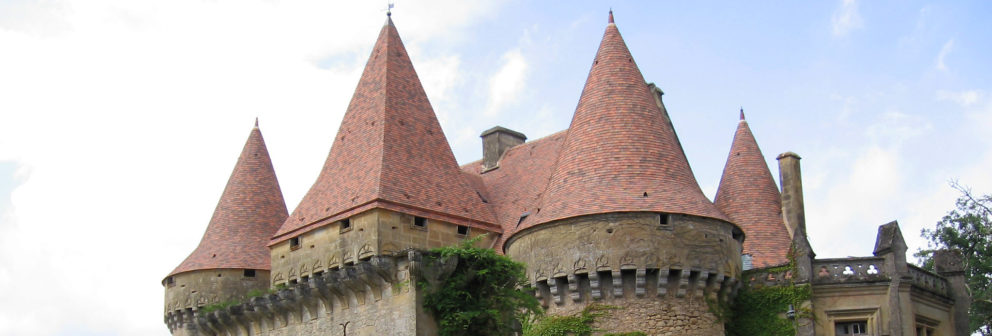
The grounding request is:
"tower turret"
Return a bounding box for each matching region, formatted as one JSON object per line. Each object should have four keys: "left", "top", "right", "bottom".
{"left": 162, "top": 121, "right": 288, "bottom": 332}
{"left": 714, "top": 110, "right": 792, "bottom": 268}
{"left": 266, "top": 16, "right": 498, "bottom": 287}
{"left": 503, "top": 12, "right": 742, "bottom": 334}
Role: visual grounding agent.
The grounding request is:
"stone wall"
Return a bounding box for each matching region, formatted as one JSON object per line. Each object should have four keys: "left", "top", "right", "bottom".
{"left": 505, "top": 212, "right": 742, "bottom": 335}
{"left": 165, "top": 253, "right": 436, "bottom": 336}
{"left": 164, "top": 269, "right": 271, "bottom": 315}
{"left": 269, "top": 208, "right": 495, "bottom": 286}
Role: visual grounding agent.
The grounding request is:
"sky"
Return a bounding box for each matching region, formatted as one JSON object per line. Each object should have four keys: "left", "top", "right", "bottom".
{"left": 0, "top": 0, "right": 990, "bottom": 335}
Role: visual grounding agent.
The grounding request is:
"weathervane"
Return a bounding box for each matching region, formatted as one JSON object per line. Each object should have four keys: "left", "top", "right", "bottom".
{"left": 385, "top": 0, "right": 395, "bottom": 17}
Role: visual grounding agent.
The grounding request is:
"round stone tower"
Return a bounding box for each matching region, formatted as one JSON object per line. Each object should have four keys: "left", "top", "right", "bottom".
{"left": 162, "top": 121, "right": 288, "bottom": 334}
{"left": 503, "top": 12, "right": 743, "bottom": 335}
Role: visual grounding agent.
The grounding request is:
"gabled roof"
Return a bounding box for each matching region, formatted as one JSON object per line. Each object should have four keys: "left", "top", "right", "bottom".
{"left": 168, "top": 122, "right": 288, "bottom": 278}
{"left": 521, "top": 13, "right": 728, "bottom": 231}
{"left": 272, "top": 17, "right": 498, "bottom": 243}
{"left": 714, "top": 113, "right": 791, "bottom": 267}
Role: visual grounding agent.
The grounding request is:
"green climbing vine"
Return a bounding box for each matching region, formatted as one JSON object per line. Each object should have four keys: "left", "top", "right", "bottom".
{"left": 521, "top": 304, "right": 645, "bottom": 336}
{"left": 723, "top": 245, "right": 814, "bottom": 336}
{"left": 419, "top": 235, "right": 542, "bottom": 336}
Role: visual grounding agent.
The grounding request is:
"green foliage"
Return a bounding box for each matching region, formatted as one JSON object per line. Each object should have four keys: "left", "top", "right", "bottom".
{"left": 522, "top": 305, "right": 608, "bottom": 336}
{"left": 200, "top": 300, "right": 239, "bottom": 314}
{"left": 724, "top": 246, "right": 812, "bottom": 336}
{"left": 916, "top": 182, "right": 992, "bottom": 336}
{"left": 521, "top": 305, "right": 644, "bottom": 336}
{"left": 420, "top": 235, "right": 542, "bottom": 336}
{"left": 724, "top": 282, "right": 811, "bottom": 336}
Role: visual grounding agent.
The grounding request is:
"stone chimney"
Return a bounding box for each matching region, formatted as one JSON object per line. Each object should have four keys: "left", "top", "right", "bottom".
{"left": 776, "top": 152, "right": 806, "bottom": 239}
{"left": 480, "top": 126, "right": 526, "bottom": 172}
{"left": 777, "top": 151, "right": 815, "bottom": 336}
{"left": 934, "top": 249, "right": 970, "bottom": 336}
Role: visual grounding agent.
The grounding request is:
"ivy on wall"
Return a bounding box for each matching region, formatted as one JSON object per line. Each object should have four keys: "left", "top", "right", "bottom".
{"left": 419, "top": 236, "right": 542, "bottom": 336}
{"left": 724, "top": 282, "right": 811, "bottom": 336}
{"left": 522, "top": 305, "right": 646, "bottom": 336}
{"left": 722, "top": 248, "right": 813, "bottom": 336}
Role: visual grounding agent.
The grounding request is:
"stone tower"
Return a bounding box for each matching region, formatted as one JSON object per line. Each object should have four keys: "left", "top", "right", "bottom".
{"left": 163, "top": 121, "right": 288, "bottom": 334}
{"left": 714, "top": 110, "right": 793, "bottom": 268}
{"left": 502, "top": 12, "right": 743, "bottom": 335}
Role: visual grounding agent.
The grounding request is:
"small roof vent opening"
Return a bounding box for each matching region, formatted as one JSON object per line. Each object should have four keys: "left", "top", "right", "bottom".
{"left": 244, "top": 269, "right": 256, "bottom": 277}
{"left": 340, "top": 218, "right": 352, "bottom": 233}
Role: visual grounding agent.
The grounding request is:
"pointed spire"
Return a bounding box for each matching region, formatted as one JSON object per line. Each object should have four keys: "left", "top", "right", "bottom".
{"left": 168, "top": 123, "right": 288, "bottom": 277}
{"left": 254, "top": 117, "right": 259, "bottom": 128}
{"left": 714, "top": 114, "right": 792, "bottom": 267}
{"left": 272, "top": 19, "right": 497, "bottom": 242}
{"left": 740, "top": 107, "right": 745, "bottom": 121}
{"left": 608, "top": 9, "right": 614, "bottom": 24}
{"left": 523, "top": 17, "right": 727, "bottom": 230}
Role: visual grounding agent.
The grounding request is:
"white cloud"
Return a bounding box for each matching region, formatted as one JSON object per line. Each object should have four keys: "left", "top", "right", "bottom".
{"left": 806, "top": 145, "right": 905, "bottom": 257}
{"left": 936, "top": 39, "right": 954, "bottom": 71}
{"left": 937, "top": 89, "right": 981, "bottom": 107}
{"left": 484, "top": 49, "right": 529, "bottom": 117}
{"left": 0, "top": 1, "right": 502, "bottom": 335}
{"left": 831, "top": 0, "right": 863, "bottom": 37}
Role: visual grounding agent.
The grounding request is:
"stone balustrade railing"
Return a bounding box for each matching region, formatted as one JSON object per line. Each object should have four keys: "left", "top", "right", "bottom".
{"left": 812, "top": 257, "right": 888, "bottom": 284}
{"left": 908, "top": 265, "right": 949, "bottom": 297}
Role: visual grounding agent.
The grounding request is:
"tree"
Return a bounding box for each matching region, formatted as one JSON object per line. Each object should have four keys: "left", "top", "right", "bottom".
{"left": 420, "top": 235, "right": 542, "bottom": 336}
{"left": 917, "top": 182, "right": 992, "bottom": 336}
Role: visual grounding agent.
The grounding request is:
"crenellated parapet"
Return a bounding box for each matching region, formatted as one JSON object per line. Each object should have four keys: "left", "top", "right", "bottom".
{"left": 505, "top": 212, "right": 742, "bottom": 335}
{"left": 163, "top": 252, "right": 431, "bottom": 336}
{"left": 532, "top": 265, "right": 740, "bottom": 308}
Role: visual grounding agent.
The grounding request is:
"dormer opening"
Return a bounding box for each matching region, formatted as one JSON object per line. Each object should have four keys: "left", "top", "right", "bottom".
{"left": 732, "top": 228, "right": 745, "bottom": 244}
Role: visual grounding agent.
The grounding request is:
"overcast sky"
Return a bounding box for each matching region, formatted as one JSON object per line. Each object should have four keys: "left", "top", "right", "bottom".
{"left": 1, "top": 1, "right": 990, "bottom": 335}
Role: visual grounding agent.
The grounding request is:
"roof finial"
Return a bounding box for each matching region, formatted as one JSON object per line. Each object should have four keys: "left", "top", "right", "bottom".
{"left": 739, "top": 107, "right": 745, "bottom": 121}
{"left": 254, "top": 117, "right": 259, "bottom": 128}
{"left": 386, "top": 0, "right": 394, "bottom": 17}
{"left": 608, "top": 9, "right": 614, "bottom": 24}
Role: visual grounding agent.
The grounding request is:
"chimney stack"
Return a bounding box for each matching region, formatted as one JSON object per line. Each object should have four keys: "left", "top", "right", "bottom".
{"left": 480, "top": 126, "right": 526, "bottom": 172}
{"left": 777, "top": 152, "right": 806, "bottom": 239}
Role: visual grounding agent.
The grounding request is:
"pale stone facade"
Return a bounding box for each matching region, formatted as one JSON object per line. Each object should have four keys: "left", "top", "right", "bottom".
{"left": 269, "top": 208, "right": 495, "bottom": 287}
{"left": 164, "top": 269, "right": 272, "bottom": 314}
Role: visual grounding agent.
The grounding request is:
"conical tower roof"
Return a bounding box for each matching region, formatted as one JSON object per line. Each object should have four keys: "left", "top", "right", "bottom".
{"left": 272, "top": 17, "right": 497, "bottom": 242}
{"left": 714, "top": 111, "right": 791, "bottom": 267}
{"left": 524, "top": 13, "right": 728, "bottom": 230}
{"left": 168, "top": 121, "right": 288, "bottom": 278}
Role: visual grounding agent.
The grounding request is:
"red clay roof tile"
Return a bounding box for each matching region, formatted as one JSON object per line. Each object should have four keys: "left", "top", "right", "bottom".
{"left": 461, "top": 131, "right": 568, "bottom": 252}
{"left": 521, "top": 16, "right": 728, "bottom": 230}
{"left": 714, "top": 117, "right": 792, "bottom": 267}
{"left": 167, "top": 124, "right": 288, "bottom": 278}
{"left": 271, "top": 18, "right": 498, "bottom": 243}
